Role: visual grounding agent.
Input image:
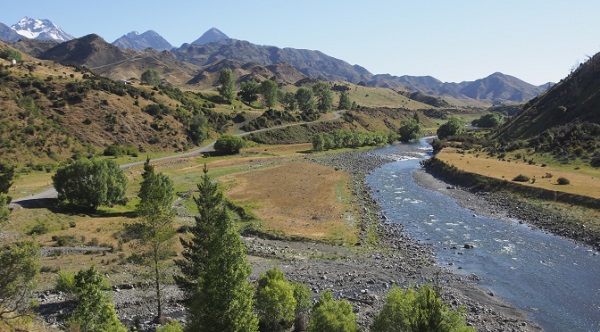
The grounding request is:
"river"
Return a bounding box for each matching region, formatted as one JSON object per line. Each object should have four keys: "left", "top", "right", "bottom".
{"left": 366, "top": 139, "right": 600, "bottom": 332}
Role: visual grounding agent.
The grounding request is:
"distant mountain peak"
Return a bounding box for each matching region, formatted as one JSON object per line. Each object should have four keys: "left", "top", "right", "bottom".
{"left": 112, "top": 30, "right": 173, "bottom": 51}
{"left": 191, "top": 27, "right": 229, "bottom": 45}
{"left": 11, "top": 17, "right": 74, "bottom": 42}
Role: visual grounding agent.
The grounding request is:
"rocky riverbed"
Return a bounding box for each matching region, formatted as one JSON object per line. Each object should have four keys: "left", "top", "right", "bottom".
{"left": 35, "top": 151, "right": 543, "bottom": 331}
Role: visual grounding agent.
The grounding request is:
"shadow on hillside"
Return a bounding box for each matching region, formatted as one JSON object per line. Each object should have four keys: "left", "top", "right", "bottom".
{"left": 12, "top": 198, "right": 137, "bottom": 219}
{"left": 11, "top": 198, "right": 58, "bottom": 209}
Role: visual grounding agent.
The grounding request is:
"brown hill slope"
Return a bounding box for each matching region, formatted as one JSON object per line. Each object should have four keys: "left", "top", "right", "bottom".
{"left": 38, "top": 34, "right": 135, "bottom": 67}
{"left": 0, "top": 47, "right": 219, "bottom": 166}
{"left": 186, "top": 59, "right": 307, "bottom": 88}
{"left": 497, "top": 53, "right": 600, "bottom": 140}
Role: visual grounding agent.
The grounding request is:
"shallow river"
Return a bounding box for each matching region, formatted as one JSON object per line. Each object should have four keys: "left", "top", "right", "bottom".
{"left": 366, "top": 140, "right": 600, "bottom": 332}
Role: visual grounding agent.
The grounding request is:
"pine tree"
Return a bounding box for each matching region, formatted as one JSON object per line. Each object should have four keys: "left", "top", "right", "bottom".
{"left": 174, "top": 164, "right": 223, "bottom": 300}
{"left": 137, "top": 158, "right": 176, "bottom": 320}
{"left": 175, "top": 165, "right": 258, "bottom": 332}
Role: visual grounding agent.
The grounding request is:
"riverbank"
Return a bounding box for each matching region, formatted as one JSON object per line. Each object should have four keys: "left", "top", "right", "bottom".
{"left": 302, "top": 151, "right": 541, "bottom": 331}
{"left": 421, "top": 157, "right": 600, "bottom": 250}
{"left": 33, "top": 150, "right": 542, "bottom": 331}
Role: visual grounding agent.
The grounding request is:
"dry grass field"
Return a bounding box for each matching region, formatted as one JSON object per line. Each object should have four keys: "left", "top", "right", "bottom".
{"left": 437, "top": 148, "right": 600, "bottom": 199}
{"left": 221, "top": 161, "right": 358, "bottom": 244}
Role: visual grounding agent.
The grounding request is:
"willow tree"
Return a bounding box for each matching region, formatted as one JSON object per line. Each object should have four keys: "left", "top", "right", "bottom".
{"left": 52, "top": 158, "right": 127, "bottom": 211}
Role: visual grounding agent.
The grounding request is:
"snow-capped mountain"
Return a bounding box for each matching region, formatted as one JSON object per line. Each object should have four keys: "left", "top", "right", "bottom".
{"left": 11, "top": 17, "right": 74, "bottom": 42}
{"left": 112, "top": 30, "right": 173, "bottom": 51}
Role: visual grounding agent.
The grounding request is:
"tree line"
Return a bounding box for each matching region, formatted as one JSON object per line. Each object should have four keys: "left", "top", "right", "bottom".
{"left": 216, "top": 68, "right": 354, "bottom": 112}
{"left": 312, "top": 129, "right": 392, "bottom": 151}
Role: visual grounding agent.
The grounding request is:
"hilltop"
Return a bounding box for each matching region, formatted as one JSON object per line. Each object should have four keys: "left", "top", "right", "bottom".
{"left": 0, "top": 22, "right": 548, "bottom": 106}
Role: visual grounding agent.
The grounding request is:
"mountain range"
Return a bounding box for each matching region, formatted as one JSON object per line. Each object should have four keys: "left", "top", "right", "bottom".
{"left": 112, "top": 30, "right": 173, "bottom": 51}
{"left": 10, "top": 17, "right": 74, "bottom": 42}
{"left": 0, "top": 17, "right": 550, "bottom": 105}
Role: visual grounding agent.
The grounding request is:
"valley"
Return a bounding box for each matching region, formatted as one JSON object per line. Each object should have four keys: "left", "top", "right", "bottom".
{"left": 0, "top": 13, "right": 599, "bottom": 332}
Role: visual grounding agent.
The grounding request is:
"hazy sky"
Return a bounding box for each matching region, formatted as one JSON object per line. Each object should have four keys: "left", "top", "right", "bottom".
{"left": 2, "top": 0, "right": 599, "bottom": 85}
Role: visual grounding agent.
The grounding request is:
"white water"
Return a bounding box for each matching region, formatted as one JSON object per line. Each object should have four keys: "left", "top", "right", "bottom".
{"left": 366, "top": 140, "right": 600, "bottom": 332}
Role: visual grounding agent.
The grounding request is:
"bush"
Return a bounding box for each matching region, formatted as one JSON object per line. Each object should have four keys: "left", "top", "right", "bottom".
{"left": 214, "top": 134, "right": 246, "bottom": 154}
{"left": 55, "top": 271, "right": 77, "bottom": 297}
{"left": 29, "top": 220, "right": 49, "bottom": 235}
{"left": 512, "top": 174, "right": 530, "bottom": 182}
{"left": 308, "top": 290, "right": 357, "bottom": 332}
{"left": 52, "top": 158, "right": 128, "bottom": 211}
{"left": 557, "top": 177, "right": 570, "bottom": 185}
{"left": 371, "top": 284, "right": 474, "bottom": 332}
{"left": 256, "top": 268, "right": 297, "bottom": 332}
{"left": 591, "top": 154, "right": 600, "bottom": 167}
{"left": 156, "top": 321, "right": 184, "bottom": 332}
{"left": 52, "top": 235, "right": 81, "bottom": 247}
{"left": 0, "top": 49, "right": 22, "bottom": 62}
{"left": 437, "top": 117, "right": 465, "bottom": 140}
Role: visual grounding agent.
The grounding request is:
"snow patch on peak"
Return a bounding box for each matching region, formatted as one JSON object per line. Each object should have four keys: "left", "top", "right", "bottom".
{"left": 11, "top": 17, "right": 74, "bottom": 42}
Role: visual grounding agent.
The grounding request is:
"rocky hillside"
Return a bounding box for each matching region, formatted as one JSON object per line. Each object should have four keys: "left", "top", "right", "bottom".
{"left": 8, "top": 29, "right": 549, "bottom": 105}
{"left": 173, "top": 39, "right": 373, "bottom": 83}
{"left": 492, "top": 52, "right": 600, "bottom": 165}
{"left": 498, "top": 54, "right": 600, "bottom": 140}
{"left": 186, "top": 59, "right": 307, "bottom": 88}
{"left": 191, "top": 27, "right": 230, "bottom": 45}
{"left": 38, "top": 34, "right": 134, "bottom": 68}
{"left": 36, "top": 34, "right": 199, "bottom": 85}
{"left": 0, "top": 22, "right": 21, "bottom": 42}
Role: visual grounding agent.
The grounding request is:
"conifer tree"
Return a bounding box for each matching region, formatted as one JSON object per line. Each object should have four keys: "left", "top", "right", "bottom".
{"left": 137, "top": 158, "right": 176, "bottom": 320}
{"left": 175, "top": 165, "right": 258, "bottom": 332}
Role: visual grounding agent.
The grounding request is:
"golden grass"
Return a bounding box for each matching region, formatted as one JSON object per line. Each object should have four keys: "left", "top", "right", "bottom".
{"left": 221, "top": 161, "right": 358, "bottom": 244}
{"left": 437, "top": 148, "right": 600, "bottom": 199}
{"left": 10, "top": 171, "right": 54, "bottom": 200}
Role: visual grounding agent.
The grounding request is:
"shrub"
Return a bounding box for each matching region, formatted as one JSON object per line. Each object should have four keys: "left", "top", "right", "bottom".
{"left": 557, "top": 177, "right": 570, "bottom": 185}
{"left": 255, "top": 268, "right": 297, "bottom": 332}
{"left": 371, "top": 284, "right": 474, "bottom": 332}
{"left": 29, "top": 220, "right": 49, "bottom": 235}
{"left": 308, "top": 290, "right": 357, "bottom": 332}
{"left": 156, "top": 321, "right": 184, "bottom": 332}
{"left": 214, "top": 134, "right": 246, "bottom": 154}
{"left": 0, "top": 49, "right": 22, "bottom": 62}
{"left": 512, "top": 174, "right": 530, "bottom": 182}
{"left": 55, "top": 271, "right": 77, "bottom": 297}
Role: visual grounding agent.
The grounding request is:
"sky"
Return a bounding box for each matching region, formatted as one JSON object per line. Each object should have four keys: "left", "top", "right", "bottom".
{"left": 1, "top": 0, "right": 599, "bottom": 86}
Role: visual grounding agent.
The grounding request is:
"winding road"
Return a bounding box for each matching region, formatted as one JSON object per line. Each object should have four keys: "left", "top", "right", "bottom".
{"left": 11, "top": 111, "right": 343, "bottom": 207}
